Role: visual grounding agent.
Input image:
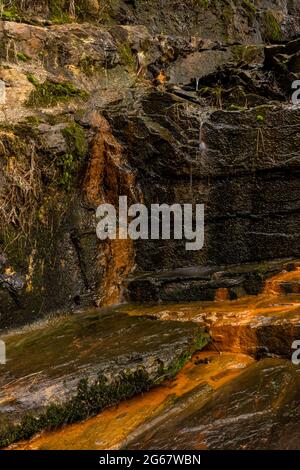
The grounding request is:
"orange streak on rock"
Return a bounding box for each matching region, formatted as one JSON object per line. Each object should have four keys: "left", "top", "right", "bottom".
{"left": 10, "top": 352, "right": 253, "bottom": 451}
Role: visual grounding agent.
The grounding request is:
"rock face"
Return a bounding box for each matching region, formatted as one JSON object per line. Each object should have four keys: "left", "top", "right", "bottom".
{"left": 0, "top": 0, "right": 299, "bottom": 329}
{"left": 127, "top": 258, "right": 299, "bottom": 302}
{"left": 109, "top": 94, "right": 300, "bottom": 275}
{"left": 0, "top": 308, "right": 209, "bottom": 447}
{"left": 122, "top": 265, "right": 300, "bottom": 358}
{"left": 125, "top": 359, "right": 300, "bottom": 450}
{"left": 10, "top": 352, "right": 254, "bottom": 450}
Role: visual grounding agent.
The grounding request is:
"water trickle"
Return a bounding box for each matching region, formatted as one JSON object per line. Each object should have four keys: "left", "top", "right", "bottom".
{"left": 188, "top": 110, "right": 210, "bottom": 197}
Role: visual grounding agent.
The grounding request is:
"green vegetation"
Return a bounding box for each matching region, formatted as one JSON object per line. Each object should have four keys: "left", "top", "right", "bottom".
{"left": 263, "top": 11, "right": 283, "bottom": 41}
{"left": 26, "top": 75, "right": 89, "bottom": 108}
{"left": 62, "top": 122, "right": 88, "bottom": 159}
{"left": 117, "top": 43, "right": 136, "bottom": 68}
{"left": 241, "top": 0, "right": 256, "bottom": 20}
{"left": 78, "top": 56, "right": 103, "bottom": 76}
{"left": 222, "top": 3, "right": 234, "bottom": 24}
{"left": 160, "top": 331, "right": 210, "bottom": 380}
{"left": 26, "top": 73, "right": 40, "bottom": 87}
{"left": 57, "top": 123, "right": 88, "bottom": 190}
{"left": 194, "top": 0, "right": 211, "bottom": 7}
{"left": 0, "top": 118, "right": 87, "bottom": 267}
{"left": 49, "top": 0, "right": 72, "bottom": 24}
{"left": 229, "top": 104, "right": 247, "bottom": 111}
{"left": 16, "top": 51, "right": 31, "bottom": 62}
{"left": 0, "top": 2, "right": 21, "bottom": 22}
{"left": 0, "top": 369, "right": 153, "bottom": 448}
{"left": 256, "top": 114, "right": 264, "bottom": 123}
{"left": 198, "top": 86, "right": 223, "bottom": 108}
{"left": 232, "top": 44, "right": 261, "bottom": 64}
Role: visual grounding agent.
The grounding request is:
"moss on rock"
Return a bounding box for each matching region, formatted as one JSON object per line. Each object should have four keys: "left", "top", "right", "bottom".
{"left": 262, "top": 11, "right": 283, "bottom": 42}
{"left": 26, "top": 76, "right": 89, "bottom": 108}
{"left": 0, "top": 369, "right": 152, "bottom": 448}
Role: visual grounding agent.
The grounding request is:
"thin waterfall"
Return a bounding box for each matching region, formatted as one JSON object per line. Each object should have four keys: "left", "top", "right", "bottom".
{"left": 189, "top": 109, "right": 210, "bottom": 197}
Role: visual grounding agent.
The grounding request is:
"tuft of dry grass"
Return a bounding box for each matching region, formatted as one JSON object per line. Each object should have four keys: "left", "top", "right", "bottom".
{"left": 0, "top": 129, "right": 42, "bottom": 251}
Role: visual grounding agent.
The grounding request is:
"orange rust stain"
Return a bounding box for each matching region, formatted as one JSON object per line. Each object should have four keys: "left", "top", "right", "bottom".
{"left": 83, "top": 112, "right": 142, "bottom": 306}
{"left": 123, "top": 263, "right": 300, "bottom": 356}
{"left": 263, "top": 266, "right": 300, "bottom": 296}
{"left": 215, "top": 288, "right": 230, "bottom": 301}
{"left": 156, "top": 70, "right": 167, "bottom": 85}
{"left": 10, "top": 352, "right": 253, "bottom": 451}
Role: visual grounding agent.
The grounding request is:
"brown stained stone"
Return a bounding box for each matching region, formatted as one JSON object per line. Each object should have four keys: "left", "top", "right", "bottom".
{"left": 9, "top": 352, "right": 253, "bottom": 450}
{"left": 125, "top": 359, "right": 300, "bottom": 450}
{"left": 0, "top": 309, "right": 209, "bottom": 444}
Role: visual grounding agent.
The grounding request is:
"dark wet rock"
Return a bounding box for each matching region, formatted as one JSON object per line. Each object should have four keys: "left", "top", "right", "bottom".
{"left": 0, "top": 309, "right": 209, "bottom": 447}
{"left": 168, "top": 49, "right": 233, "bottom": 85}
{"left": 209, "top": 296, "right": 300, "bottom": 358}
{"left": 125, "top": 359, "right": 300, "bottom": 450}
{"left": 121, "top": 264, "right": 300, "bottom": 359}
{"left": 0, "top": 254, "right": 8, "bottom": 270}
{"left": 0, "top": 254, "right": 25, "bottom": 313}
{"left": 127, "top": 258, "right": 299, "bottom": 305}
{"left": 265, "top": 37, "right": 300, "bottom": 92}
{"left": 0, "top": 274, "right": 24, "bottom": 293}
{"left": 279, "top": 280, "right": 300, "bottom": 294}
{"left": 0, "top": 2, "right": 299, "bottom": 330}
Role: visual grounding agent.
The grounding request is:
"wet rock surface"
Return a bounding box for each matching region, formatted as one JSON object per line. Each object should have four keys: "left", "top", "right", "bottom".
{"left": 123, "top": 266, "right": 300, "bottom": 358}
{"left": 0, "top": 309, "right": 208, "bottom": 446}
{"left": 0, "top": 2, "right": 299, "bottom": 328}
{"left": 127, "top": 258, "right": 299, "bottom": 302}
{"left": 125, "top": 359, "right": 300, "bottom": 450}
{"left": 9, "top": 352, "right": 254, "bottom": 450}
{"left": 110, "top": 93, "right": 300, "bottom": 273}
{"left": 0, "top": 0, "right": 299, "bottom": 453}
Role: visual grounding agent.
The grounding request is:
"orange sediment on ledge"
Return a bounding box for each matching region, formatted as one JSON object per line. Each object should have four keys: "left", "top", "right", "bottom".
{"left": 9, "top": 352, "right": 253, "bottom": 451}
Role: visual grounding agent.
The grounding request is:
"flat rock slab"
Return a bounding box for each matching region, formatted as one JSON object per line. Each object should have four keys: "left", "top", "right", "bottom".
{"left": 11, "top": 352, "right": 254, "bottom": 450}
{"left": 125, "top": 359, "right": 300, "bottom": 450}
{"left": 0, "top": 309, "right": 208, "bottom": 447}
{"left": 121, "top": 291, "right": 300, "bottom": 358}
{"left": 127, "top": 259, "right": 300, "bottom": 303}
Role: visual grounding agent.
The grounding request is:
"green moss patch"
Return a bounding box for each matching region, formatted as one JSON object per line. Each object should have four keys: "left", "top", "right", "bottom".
{"left": 0, "top": 309, "right": 210, "bottom": 447}
{"left": 0, "top": 369, "right": 152, "bottom": 448}
{"left": 241, "top": 0, "right": 256, "bottom": 20}
{"left": 263, "top": 11, "right": 283, "bottom": 42}
{"left": 57, "top": 123, "right": 88, "bottom": 190}
{"left": 117, "top": 43, "right": 136, "bottom": 69}
{"left": 0, "top": 4, "right": 21, "bottom": 22}
{"left": 26, "top": 75, "right": 89, "bottom": 108}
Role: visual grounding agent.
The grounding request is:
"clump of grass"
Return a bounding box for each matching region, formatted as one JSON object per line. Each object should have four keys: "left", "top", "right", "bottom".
{"left": 198, "top": 85, "right": 224, "bottom": 108}
{"left": 263, "top": 11, "right": 283, "bottom": 41}
{"left": 26, "top": 75, "right": 89, "bottom": 108}
{"left": 78, "top": 56, "right": 103, "bottom": 76}
{"left": 241, "top": 0, "right": 256, "bottom": 20}
{"left": 232, "top": 44, "right": 260, "bottom": 64}
{"left": 256, "top": 114, "right": 264, "bottom": 123}
{"left": 0, "top": 1, "right": 21, "bottom": 22}
{"left": 56, "top": 123, "right": 88, "bottom": 190}
{"left": 0, "top": 125, "right": 42, "bottom": 256}
{"left": 47, "top": 0, "right": 76, "bottom": 24}
{"left": 194, "top": 0, "right": 211, "bottom": 7}
{"left": 16, "top": 51, "right": 31, "bottom": 62}
{"left": 0, "top": 369, "right": 153, "bottom": 448}
{"left": 117, "top": 43, "right": 135, "bottom": 68}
